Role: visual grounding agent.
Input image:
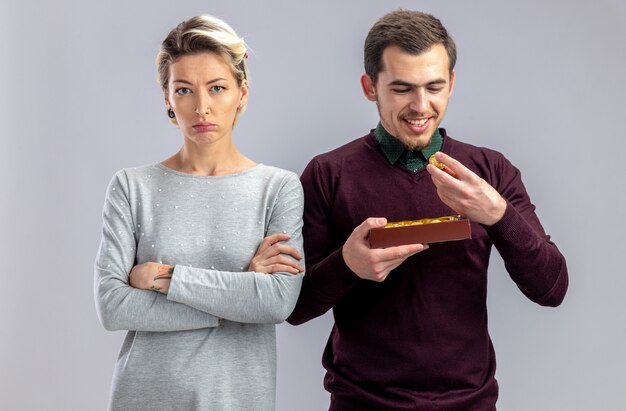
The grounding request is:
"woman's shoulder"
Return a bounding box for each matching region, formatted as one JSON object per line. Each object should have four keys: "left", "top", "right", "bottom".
{"left": 115, "top": 163, "right": 163, "bottom": 178}
{"left": 103, "top": 163, "right": 163, "bottom": 193}
{"left": 107, "top": 163, "right": 164, "bottom": 184}
{"left": 255, "top": 164, "right": 301, "bottom": 186}
{"left": 257, "top": 164, "right": 303, "bottom": 197}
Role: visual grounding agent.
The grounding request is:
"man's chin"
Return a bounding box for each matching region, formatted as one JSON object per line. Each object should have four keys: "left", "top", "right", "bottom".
{"left": 401, "top": 135, "right": 432, "bottom": 151}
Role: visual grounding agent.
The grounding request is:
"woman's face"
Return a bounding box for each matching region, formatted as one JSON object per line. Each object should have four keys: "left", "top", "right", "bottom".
{"left": 164, "top": 52, "right": 247, "bottom": 147}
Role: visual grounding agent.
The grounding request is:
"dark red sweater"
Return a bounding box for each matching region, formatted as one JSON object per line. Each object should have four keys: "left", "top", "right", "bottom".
{"left": 287, "top": 130, "right": 568, "bottom": 410}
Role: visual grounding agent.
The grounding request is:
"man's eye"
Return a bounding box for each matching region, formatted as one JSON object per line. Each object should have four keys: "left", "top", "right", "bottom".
{"left": 175, "top": 88, "right": 191, "bottom": 95}
{"left": 392, "top": 88, "right": 410, "bottom": 94}
{"left": 428, "top": 88, "right": 444, "bottom": 93}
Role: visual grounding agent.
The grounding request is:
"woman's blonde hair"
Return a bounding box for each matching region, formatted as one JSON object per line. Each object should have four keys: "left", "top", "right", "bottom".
{"left": 156, "top": 15, "right": 249, "bottom": 124}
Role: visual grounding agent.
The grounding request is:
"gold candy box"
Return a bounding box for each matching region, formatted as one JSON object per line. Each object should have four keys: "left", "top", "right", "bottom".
{"left": 368, "top": 215, "right": 472, "bottom": 248}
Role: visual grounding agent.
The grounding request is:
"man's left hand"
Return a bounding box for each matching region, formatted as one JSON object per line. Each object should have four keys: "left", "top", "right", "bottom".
{"left": 426, "top": 152, "right": 506, "bottom": 226}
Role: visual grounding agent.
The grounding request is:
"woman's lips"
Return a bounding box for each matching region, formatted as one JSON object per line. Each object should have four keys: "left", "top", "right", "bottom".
{"left": 192, "top": 122, "right": 217, "bottom": 132}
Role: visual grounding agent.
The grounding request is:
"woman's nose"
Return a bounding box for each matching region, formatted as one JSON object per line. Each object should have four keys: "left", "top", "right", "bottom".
{"left": 194, "top": 93, "right": 211, "bottom": 115}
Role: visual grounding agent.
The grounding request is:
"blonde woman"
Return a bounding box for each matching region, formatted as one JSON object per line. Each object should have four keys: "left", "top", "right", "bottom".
{"left": 94, "top": 15, "right": 304, "bottom": 410}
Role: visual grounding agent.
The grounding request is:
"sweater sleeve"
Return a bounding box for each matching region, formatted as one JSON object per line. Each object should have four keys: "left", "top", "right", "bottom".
{"left": 94, "top": 172, "right": 220, "bottom": 332}
{"left": 166, "top": 173, "right": 304, "bottom": 324}
{"left": 287, "top": 158, "right": 360, "bottom": 325}
{"left": 486, "top": 155, "right": 568, "bottom": 306}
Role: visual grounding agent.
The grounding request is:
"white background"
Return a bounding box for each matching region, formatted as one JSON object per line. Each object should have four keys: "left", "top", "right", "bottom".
{"left": 1, "top": 0, "right": 625, "bottom": 409}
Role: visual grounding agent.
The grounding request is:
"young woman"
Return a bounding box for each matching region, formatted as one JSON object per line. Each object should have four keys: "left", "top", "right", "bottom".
{"left": 94, "top": 15, "right": 304, "bottom": 410}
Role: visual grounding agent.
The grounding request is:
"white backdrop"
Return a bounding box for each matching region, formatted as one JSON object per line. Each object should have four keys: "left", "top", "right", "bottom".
{"left": 1, "top": 0, "right": 625, "bottom": 409}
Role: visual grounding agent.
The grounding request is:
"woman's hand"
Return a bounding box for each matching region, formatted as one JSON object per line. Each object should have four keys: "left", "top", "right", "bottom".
{"left": 129, "top": 262, "right": 174, "bottom": 294}
{"left": 248, "top": 233, "right": 304, "bottom": 275}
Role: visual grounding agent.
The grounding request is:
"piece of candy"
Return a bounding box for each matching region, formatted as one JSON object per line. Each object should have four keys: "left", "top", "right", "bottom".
{"left": 428, "top": 154, "right": 445, "bottom": 170}
{"left": 384, "top": 215, "right": 461, "bottom": 228}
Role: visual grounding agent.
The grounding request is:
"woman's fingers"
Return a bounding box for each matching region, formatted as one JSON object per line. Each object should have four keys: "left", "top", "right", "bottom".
{"left": 249, "top": 234, "right": 303, "bottom": 274}
{"left": 255, "top": 236, "right": 302, "bottom": 260}
{"left": 270, "top": 243, "right": 302, "bottom": 260}
{"left": 260, "top": 233, "right": 291, "bottom": 249}
{"left": 257, "top": 255, "right": 303, "bottom": 274}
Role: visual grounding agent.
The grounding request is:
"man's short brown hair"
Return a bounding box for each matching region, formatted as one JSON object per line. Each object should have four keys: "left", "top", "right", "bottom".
{"left": 364, "top": 10, "right": 457, "bottom": 84}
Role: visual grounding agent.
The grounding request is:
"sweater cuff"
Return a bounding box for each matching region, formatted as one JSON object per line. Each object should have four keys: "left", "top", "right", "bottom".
{"left": 166, "top": 265, "right": 185, "bottom": 303}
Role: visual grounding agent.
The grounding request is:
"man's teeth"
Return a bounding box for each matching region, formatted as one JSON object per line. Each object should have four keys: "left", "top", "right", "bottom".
{"left": 406, "top": 118, "right": 428, "bottom": 126}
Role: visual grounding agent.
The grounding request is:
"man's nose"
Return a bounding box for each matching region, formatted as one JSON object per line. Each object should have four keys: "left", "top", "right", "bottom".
{"left": 408, "top": 89, "right": 428, "bottom": 114}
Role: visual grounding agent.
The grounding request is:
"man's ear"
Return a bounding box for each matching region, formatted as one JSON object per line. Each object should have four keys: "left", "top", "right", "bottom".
{"left": 449, "top": 70, "right": 455, "bottom": 96}
{"left": 360, "top": 74, "right": 377, "bottom": 102}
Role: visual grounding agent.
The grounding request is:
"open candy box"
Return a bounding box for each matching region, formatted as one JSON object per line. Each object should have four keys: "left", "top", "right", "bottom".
{"left": 368, "top": 215, "right": 472, "bottom": 248}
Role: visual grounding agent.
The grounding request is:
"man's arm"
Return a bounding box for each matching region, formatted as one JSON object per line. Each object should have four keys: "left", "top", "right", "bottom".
{"left": 428, "top": 152, "right": 568, "bottom": 306}
{"left": 287, "top": 159, "right": 426, "bottom": 325}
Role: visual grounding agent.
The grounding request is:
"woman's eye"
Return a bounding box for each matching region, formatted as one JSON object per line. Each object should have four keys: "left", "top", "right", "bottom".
{"left": 175, "top": 88, "right": 191, "bottom": 95}
{"left": 210, "top": 85, "right": 225, "bottom": 93}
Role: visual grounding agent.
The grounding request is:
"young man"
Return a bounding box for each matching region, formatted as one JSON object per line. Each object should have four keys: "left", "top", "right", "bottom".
{"left": 287, "top": 10, "right": 568, "bottom": 410}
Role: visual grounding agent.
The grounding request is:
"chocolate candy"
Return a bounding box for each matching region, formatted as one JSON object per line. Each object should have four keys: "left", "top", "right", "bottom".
{"left": 428, "top": 154, "right": 445, "bottom": 170}
{"left": 384, "top": 215, "right": 461, "bottom": 228}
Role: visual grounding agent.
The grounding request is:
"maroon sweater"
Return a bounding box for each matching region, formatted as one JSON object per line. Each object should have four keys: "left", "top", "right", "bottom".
{"left": 287, "top": 130, "right": 568, "bottom": 410}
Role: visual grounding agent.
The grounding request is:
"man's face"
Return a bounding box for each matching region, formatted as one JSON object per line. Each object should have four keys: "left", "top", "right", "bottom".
{"left": 362, "top": 44, "right": 455, "bottom": 151}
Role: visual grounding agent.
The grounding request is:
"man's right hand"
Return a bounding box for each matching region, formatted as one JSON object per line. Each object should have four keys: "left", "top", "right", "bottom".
{"left": 342, "top": 217, "right": 428, "bottom": 282}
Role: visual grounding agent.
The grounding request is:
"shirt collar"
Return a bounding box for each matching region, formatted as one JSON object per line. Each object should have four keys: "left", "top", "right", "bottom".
{"left": 373, "top": 122, "right": 443, "bottom": 171}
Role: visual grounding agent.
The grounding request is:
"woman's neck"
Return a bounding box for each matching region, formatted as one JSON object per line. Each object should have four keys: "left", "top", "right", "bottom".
{"left": 162, "top": 139, "right": 256, "bottom": 176}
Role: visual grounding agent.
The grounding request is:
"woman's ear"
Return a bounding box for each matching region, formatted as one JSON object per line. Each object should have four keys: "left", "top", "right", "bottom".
{"left": 163, "top": 86, "right": 171, "bottom": 109}
{"left": 239, "top": 79, "right": 249, "bottom": 108}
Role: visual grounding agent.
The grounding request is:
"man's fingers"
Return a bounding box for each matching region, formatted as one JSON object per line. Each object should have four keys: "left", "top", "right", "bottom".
{"left": 367, "top": 244, "right": 429, "bottom": 281}
{"left": 428, "top": 162, "right": 466, "bottom": 193}
{"left": 433, "top": 152, "right": 473, "bottom": 179}
{"left": 356, "top": 217, "right": 388, "bottom": 239}
{"left": 428, "top": 163, "right": 458, "bottom": 181}
{"left": 378, "top": 243, "right": 429, "bottom": 261}
{"left": 363, "top": 217, "right": 388, "bottom": 229}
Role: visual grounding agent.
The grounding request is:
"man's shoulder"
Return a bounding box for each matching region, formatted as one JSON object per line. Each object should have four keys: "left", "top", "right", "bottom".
{"left": 308, "top": 132, "right": 376, "bottom": 167}
{"left": 443, "top": 132, "right": 518, "bottom": 184}
{"left": 443, "top": 132, "right": 508, "bottom": 162}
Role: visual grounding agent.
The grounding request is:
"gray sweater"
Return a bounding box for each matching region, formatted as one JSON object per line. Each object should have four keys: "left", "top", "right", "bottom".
{"left": 94, "top": 163, "right": 304, "bottom": 411}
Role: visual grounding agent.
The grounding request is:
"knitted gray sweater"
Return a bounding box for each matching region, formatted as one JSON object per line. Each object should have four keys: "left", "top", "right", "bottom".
{"left": 95, "top": 163, "right": 304, "bottom": 411}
